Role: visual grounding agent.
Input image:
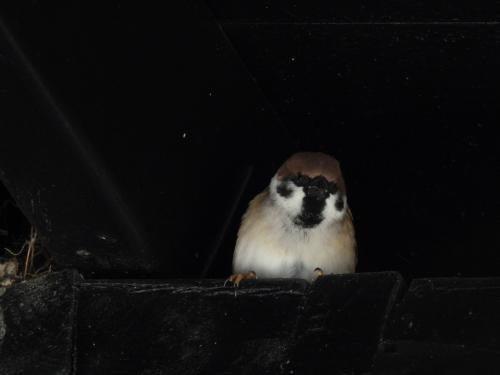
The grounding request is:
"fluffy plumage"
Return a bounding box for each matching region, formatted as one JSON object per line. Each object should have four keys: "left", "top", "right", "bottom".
{"left": 232, "top": 152, "right": 356, "bottom": 280}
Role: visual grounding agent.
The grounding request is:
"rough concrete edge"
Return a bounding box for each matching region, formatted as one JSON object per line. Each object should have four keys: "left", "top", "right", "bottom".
{"left": 0, "top": 269, "right": 82, "bottom": 374}
{"left": 74, "top": 274, "right": 310, "bottom": 375}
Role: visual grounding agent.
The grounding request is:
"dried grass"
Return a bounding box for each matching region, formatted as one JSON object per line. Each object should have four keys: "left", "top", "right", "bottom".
{"left": 3, "top": 226, "right": 52, "bottom": 282}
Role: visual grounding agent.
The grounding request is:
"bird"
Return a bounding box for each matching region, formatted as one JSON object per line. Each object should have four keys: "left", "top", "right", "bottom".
{"left": 226, "top": 152, "right": 356, "bottom": 286}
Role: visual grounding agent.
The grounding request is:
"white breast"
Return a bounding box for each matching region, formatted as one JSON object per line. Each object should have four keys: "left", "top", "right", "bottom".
{"left": 233, "top": 197, "right": 356, "bottom": 280}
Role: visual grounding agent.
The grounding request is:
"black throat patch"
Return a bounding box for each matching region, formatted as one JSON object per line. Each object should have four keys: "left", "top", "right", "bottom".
{"left": 296, "top": 175, "right": 330, "bottom": 228}
{"left": 295, "top": 195, "right": 326, "bottom": 228}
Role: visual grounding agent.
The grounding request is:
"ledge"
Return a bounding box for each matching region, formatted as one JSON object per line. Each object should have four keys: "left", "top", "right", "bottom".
{"left": 3, "top": 271, "right": 500, "bottom": 374}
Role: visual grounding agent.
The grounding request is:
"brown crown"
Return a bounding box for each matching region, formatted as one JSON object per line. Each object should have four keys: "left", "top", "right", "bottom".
{"left": 276, "top": 152, "right": 346, "bottom": 193}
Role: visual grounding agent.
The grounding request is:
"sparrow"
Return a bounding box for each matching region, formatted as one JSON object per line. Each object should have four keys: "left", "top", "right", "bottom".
{"left": 227, "top": 152, "right": 356, "bottom": 285}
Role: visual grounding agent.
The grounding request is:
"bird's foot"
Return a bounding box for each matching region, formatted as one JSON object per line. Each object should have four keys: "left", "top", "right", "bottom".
{"left": 224, "top": 271, "right": 257, "bottom": 287}
{"left": 312, "top": 267, "right": 324, "bottom": 282}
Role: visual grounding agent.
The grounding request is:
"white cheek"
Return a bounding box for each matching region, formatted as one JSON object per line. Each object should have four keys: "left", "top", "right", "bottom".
{"left": 324, "top": 194, "right": 347, "bottom": 223}
{"left": 270, "top": 176, "right": 305, "bottom": 218}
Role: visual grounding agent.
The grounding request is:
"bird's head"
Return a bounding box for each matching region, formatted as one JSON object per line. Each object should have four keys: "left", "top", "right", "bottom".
{"left": 269, "top": 152, "right": 348, "bottom": 229}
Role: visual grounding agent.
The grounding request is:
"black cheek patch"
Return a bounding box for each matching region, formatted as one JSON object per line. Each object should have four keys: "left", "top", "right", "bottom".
{"left": 335, "top": 196, "right": 345, "bottom": 211}
{"left": 277, "top": 182, "right": 293, "bottom": 198}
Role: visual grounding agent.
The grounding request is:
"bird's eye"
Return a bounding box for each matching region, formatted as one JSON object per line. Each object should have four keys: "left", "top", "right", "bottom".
{"left": 327, "top": 182, "right": 338, "bottom": 195}
{"left": 312, "top": 176, "right": 329, "bottom": 190}
{"left": 293, "top": 174, "right": 310, "bottom": 187}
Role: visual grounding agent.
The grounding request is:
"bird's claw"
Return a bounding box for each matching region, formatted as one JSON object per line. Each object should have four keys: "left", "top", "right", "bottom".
{"left": 224, "top": 271, "right": 257, "bottom": 287}
{"left": 312, "top": 267, "right": 324, "bottom": 282}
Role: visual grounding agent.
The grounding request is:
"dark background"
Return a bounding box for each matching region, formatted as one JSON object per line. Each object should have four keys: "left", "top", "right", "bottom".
{"left": 0, "top": 1, "right": 499, "bottom": 281}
